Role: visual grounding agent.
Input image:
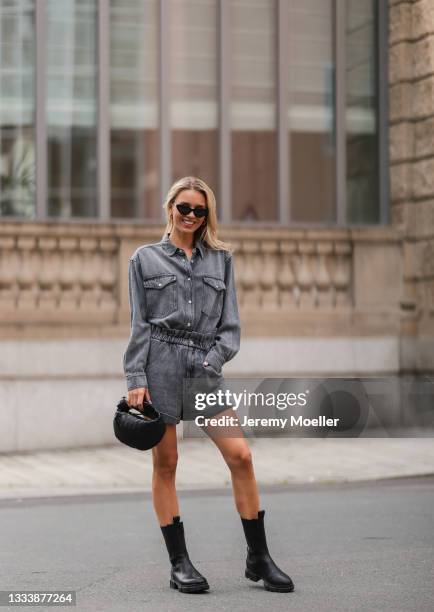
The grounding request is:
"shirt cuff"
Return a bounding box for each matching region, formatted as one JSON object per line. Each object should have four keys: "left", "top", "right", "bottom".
{"left": 204, "top": 350, "right": 225, "bottom": 373}
{"left": 126, "top": 374, "right": 148, "bottom": 391}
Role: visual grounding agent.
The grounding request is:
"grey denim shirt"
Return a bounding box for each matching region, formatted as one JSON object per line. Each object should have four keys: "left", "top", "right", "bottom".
{"left": 123, "top": 232, "right": 241, "bottom": 392}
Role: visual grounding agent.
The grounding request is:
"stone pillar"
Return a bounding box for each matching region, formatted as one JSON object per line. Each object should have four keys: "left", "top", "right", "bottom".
{"left": 389, "top": 0, "right": 434, "bottom": 372}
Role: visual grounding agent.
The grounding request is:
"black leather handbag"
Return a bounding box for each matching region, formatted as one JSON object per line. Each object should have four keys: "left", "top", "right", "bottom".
{"left": 113, "top": 397, "right": 166, "bottom": 451}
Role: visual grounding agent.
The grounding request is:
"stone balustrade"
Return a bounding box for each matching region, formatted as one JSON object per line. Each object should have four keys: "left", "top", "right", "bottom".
{"left": 0, "top": 222, "right": 404, "bottom": 337}
{"left": 0, "top": 221, "right": 406, "bottom": 452}
{"left": 233, "top": 235, "right": 352, "bottom": 311}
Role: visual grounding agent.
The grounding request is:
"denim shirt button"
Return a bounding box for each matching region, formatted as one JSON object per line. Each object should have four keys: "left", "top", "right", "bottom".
{"left": 188, "top": 299, "right": 192, "bottom": 303}
{"left": 187, "top": 322, "right": 191, "bottom": 326}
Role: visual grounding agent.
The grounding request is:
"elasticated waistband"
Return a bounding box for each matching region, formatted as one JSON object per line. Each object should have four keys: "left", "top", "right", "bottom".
{"left": 150, "top": 324, "right": 216, "bottom": 351}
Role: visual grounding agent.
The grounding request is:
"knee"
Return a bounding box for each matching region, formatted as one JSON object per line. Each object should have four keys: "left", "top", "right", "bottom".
{"left": 227, "top": 448, "right": 253, "bottom": 473}
{"left": 153, "top": 451, "right": 178, "bottom": 479}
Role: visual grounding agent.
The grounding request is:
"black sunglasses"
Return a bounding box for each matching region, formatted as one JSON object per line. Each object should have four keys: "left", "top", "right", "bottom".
{"left": 175, "top": 202, "right": 208, "bottom": 218}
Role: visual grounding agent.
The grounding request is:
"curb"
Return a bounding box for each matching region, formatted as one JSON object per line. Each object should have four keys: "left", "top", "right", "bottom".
{"left": 1, "top": 472, "right": 434, "bottom": 505}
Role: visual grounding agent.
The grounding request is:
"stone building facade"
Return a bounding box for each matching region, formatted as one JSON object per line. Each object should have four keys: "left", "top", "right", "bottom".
{"left": 0, "top": 0, "right": 432, "bottom": 451}
{"left": 389, "top": 0, "right": 434, "bottom": 374}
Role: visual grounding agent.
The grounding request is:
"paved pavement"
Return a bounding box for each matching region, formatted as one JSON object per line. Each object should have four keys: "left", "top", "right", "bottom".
{"left": 1, "top": 430, "right": 434, "bottom": 499}
{"left": 1, "top": 478, "right": 433, "bottom": 611}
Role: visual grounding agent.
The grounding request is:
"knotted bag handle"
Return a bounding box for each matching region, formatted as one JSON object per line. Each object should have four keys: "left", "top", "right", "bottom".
{"left": 117, "top": 396, "right": 161, "bottom": 422}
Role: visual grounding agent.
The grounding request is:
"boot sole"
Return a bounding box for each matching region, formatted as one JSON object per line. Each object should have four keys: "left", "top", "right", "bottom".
{"left": 170, "top": 579, "right": 209, "bottom": 593}
{"left": 245, "top": 569, "right": 294, "bottom": 593}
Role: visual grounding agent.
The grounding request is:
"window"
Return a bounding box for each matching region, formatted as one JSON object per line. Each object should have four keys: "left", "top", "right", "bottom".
{"left": 46, "top": 0, "right": 98, "bottom": 217}
{"left": 110, "top": 0, "right": 160, "bottom": 218}
{"left": 0, "top": 0, "right": 36, "bottom": 218}
{"left": 231, "top": 0, "right": 278, "bottom": 222}
{"left": 288, "top": 0, "right": 336, "bottom": 223}
{"left": 345, "top": 0, "right": 380, "bottom": 223}
{"left": 169, "top": 0, "right": 219, "bottom": 202}
{"left": 0, "top": 0, "right": 386, "bottom": 225}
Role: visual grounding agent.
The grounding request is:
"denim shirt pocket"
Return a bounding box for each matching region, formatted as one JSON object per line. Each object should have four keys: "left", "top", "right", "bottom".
{"left": 143, "top": 273, "right": 177, "bottom": 318}
{"left": 201, "top": 276, "right": 226, "bottom": 318}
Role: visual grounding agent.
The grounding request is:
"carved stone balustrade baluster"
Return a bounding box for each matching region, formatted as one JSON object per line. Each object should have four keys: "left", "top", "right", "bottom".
{"left": 58, "top": 237, "right": 81, "bottom": 313}
{"left": 278, "top": 241, "right": 296, "bottom": 309}
{"left": 17, "top": 237, "right": 38, "bottom": 313}
{"left": 100, "top": 238, "right": 117, "bottom": 314}
{"left": 314, "top": 242, "right": 333, "bottom": 309}
{"left": 332, "top": 242, "right": 352, "bottom": 308}
{"left": 240, "top": 240, "right": 260, "bottom": 309}
{"left": 38, "top": 237, "right": 59, "bottom": 312}
{"left": 0, "top": 237, "right": 17, "bottom": 311}
{"left": 295, "top": 242, "right": 315, "bottom": 308}
{"left": 79, "top": 238, "right": 100, "bottom": 313}
{"left": 259, "top": 241, "right": 279, "bottom": 309}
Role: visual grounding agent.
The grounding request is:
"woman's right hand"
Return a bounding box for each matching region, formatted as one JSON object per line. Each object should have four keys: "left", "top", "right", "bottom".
{"left": 127, "top": 387, "right": 152, "bottom": 410}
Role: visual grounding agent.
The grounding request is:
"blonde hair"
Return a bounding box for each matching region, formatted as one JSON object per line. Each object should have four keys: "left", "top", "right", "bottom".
{"left": 162, "top": 176, "right": 233, "bottom": 253}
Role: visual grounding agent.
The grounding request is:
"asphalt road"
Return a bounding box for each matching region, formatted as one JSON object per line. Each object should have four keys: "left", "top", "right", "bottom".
{"left": 1, "top": 477, "right": 433, "bottom": 612}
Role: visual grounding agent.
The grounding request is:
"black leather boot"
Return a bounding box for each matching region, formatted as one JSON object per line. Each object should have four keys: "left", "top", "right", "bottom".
{"left": 160, "top": 515, "right": 209, "bottom": 593}
{"left": 240, "top": 510, "right": 295, "bottom": 593}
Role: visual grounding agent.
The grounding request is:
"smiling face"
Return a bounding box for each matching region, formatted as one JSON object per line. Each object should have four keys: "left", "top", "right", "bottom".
{"left": 171, "top": 189, "right": 208, "bottom": 236}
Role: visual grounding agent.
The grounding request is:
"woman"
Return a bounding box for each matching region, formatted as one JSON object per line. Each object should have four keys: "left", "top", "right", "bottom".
{"left": 123, "top": 176, "right": 294, "bottom": 594}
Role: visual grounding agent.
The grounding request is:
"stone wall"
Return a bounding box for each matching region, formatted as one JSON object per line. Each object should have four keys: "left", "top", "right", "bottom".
{"left": 0, "top": 223, "right": 402, "bottom": 338}
{"left": 389, "top": 0, "right": 434, "bottom": 371}
{"left": 0, "top": 222, "right": 403, "bottom": 451}
{"left": 3, "top": 0, "right": 432, "bottom": 450}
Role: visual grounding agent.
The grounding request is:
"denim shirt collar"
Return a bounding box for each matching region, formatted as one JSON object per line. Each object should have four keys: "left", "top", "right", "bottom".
{"left": 161, "top": 232, "right": 205, "bottom": 259}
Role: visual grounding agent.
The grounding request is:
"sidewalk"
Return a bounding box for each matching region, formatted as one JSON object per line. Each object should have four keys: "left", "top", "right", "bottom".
{"left": 1, "top": 431, "right": 434, "bottom": 500}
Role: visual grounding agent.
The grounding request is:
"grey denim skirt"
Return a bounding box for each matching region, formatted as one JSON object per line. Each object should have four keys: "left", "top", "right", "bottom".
{"left": 145, "top": 324, "right": 232, "bottom": 425}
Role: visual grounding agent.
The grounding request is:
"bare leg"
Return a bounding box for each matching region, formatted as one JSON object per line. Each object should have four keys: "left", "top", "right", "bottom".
{"left": 151, "top": 424, "right": 179, "bottom": 525}
{"left": 154, "top": 424, "right": 210, "bottom": 591}
{"left": 202, "top": 410, "right": 260, "bottom": 519}
{"left": 201, "top": 411, "right": 295, "bottom": 592}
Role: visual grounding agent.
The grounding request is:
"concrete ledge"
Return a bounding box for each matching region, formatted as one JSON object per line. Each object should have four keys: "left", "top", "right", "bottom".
{"left": 0, "top": 336, "right": 401, "bottom": 452}
{"left": 234, "top": 336, "right": 400, "bottom": 376}
{"left": 0, "top": 336, "right": 400, "bottom": 378}
{"left": 0, "top": 379, "right": 123, "bottom": 453}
